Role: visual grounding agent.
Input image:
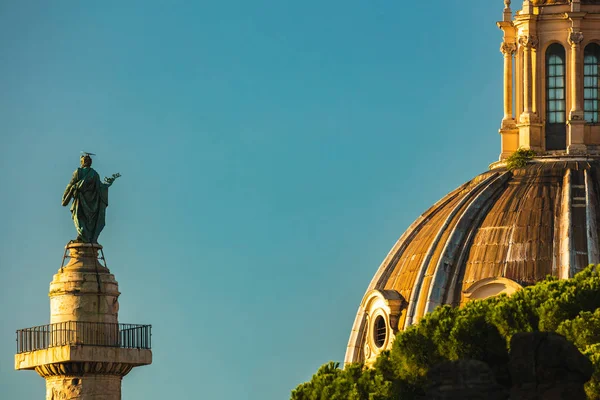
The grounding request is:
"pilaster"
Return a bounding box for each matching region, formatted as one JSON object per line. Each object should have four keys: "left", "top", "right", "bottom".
{"left": 517, "top": 34, "right": 543, "bottom": 152}
{"left": 567, "top": 21, "right": 586, "bottom": 154}
{"left": 498, "top": 19, "right": 519, "bottom": 159}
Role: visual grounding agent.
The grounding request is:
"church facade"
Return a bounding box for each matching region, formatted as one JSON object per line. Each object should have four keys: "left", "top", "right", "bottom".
{"left": 346, "top": 0, "right": 600, "bottom": 365}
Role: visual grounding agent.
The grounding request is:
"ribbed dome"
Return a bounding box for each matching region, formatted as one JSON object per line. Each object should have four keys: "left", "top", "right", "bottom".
{"left": 346, "top": 158, "right": 600, "bottom": 364}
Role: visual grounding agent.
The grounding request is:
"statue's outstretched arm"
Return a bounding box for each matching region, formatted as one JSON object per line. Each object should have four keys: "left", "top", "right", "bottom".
{"left": 103, "top": 173, "right": 121, "bottom": 187}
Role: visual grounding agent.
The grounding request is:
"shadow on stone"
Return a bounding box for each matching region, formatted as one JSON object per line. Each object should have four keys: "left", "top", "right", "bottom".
{"left": 423, "top": 332, "right": 593, "bottom": 400}
{"left": 509, "top": 332, "right": 593, "bottom": 400}
{"left": 424, "top": 359, "right": 508, "bottom": 400}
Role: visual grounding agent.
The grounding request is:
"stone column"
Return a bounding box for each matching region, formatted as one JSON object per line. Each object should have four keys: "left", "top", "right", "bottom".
{"left": 519, "top": 35, "right": 538, "bottom": 122}
{"left": 517, "top": 34, "right": 543, "bottom": 152}
{"left": 41, "top": 373, "right": 124, "bottom": 400}
{"left": 50, "top": 243, "right": 120, "bottom": 325}
{"left": 568, "top": 30, "right": 586, "bottom": 154}
{"left": 497, "top": 19, "right": 519, "bottom": 159}
{"left": 501, "top": 42, "right": 517, "bottom": 125}
{"left": 14, "top": 242, "right": 152, "bottom": 400}
{"left": 569, "top": 31, "right": 584, "bottom": 118}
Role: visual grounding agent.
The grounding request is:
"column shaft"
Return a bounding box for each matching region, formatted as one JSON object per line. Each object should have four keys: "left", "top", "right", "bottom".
{"left": 518, "top": 35, "right": 538, "bottom": 121}
{"left": 569, "top": 32, "right": 584, "bottom": 114}
{"left": 523, "top": 46, "right": 532, "bottom": 114}
{"left": 501, "top": 43, "right": 516, "bottom": 121}
{"left": 45, "top": 375, "right": 122, "bottom": 400}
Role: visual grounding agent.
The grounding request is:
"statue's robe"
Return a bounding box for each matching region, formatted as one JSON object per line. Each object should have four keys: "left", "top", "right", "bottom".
{"left": 62, "top": 167, "right": 109, "bottom": 243}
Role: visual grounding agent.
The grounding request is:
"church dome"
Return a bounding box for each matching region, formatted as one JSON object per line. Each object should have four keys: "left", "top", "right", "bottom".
{"left": 345, "top": 158, "right": 600, "bottom": 364}
{"left": 345, "top": 0, "right": 600, "bottom": 366}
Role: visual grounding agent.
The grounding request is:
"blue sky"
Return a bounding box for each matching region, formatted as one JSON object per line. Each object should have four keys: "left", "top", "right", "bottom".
{"left": 0, "top": 1, "right": 504, "bottom": 399}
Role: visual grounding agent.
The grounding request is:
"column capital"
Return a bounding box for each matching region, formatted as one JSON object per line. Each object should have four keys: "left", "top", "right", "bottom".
{"left": 518, "top": 35, "right": 539, "bottom": 49}
{"left": 500, "top": 42, "right": 517, "bottom": 56}
{"left": 568, "top": 31, "right": 584, "bottom": 47}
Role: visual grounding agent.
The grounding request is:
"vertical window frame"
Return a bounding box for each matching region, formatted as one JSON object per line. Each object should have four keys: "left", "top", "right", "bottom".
{"left": 546, "top": 44, "right": 566, "bottom": 125}
{"left": 584, "top": 43, "right": 600, "bottom": 124}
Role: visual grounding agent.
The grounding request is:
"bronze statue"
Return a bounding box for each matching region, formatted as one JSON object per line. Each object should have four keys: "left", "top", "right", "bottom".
{"left": 62, "top": 153, "right": 120, "bottom": 243}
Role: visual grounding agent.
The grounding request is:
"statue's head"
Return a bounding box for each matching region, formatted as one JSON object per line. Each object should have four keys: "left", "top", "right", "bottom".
{"left": 80, "top": 155, "right": 92, "bottom": 168}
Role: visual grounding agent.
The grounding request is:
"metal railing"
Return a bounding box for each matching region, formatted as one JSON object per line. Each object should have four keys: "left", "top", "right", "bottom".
{"left": 16, "top": 321, "right": 151, "bottom": 354}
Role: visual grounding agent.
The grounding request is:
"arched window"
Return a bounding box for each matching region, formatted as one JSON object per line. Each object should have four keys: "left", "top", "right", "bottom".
{"left": 584, "top": 43, "right": 600, "bottom": 123}
{"left": 546, "top": 44, "right": 566, "bottom": 150}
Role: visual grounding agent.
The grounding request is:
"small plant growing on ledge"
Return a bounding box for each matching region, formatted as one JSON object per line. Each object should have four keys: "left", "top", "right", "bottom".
{"left": 506, "top": 148, "right": 536, "bottom": 171}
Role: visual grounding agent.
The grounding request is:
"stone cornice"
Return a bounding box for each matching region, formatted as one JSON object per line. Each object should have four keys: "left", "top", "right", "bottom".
{"left": 490, "top": 155, "right": 600, "bottom": 170}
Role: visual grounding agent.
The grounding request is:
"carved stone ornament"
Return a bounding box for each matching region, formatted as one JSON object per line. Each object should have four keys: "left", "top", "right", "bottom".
{"left": 569, "top": 31, "right": 584, "bottom": 46}
{"left": 518, "top": 35, "right": 539, "bottom": 49}
{"left": 35, "top": 362, "right": 133, "bottom": 378}
{"left": 364, "top": 343, "right": 372, "bottom": 359}
{"left": 500, "top": 42, "right": 517, "bottom": 56}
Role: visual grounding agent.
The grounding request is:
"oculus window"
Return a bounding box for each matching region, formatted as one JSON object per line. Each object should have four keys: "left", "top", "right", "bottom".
{"left": 373, "top": 315, "right": 387, "bottom": 349}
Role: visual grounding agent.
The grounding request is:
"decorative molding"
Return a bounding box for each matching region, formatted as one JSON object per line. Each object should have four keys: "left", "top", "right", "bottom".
{"left": 35, "top": 362, "right": 133, "bottom": 378}
{"left": 463, "top": 277, "right": 523, "bottom": 300}
{"left": 500, "top": 42, "right": 517, "bottom": 56}
{"left": 532, "top": 0, "right": 569, "bottom": 4}
{"left": 518, "top": 35, "right": 539, "bottom": 49}
{"left": 569, "top": 31, "right": 584, "bottom": 46}
{"left": 360, "top": 290, "right": 406, "bottom": 360}
{"left": 362, "top": 289, "right": 405, "bottom": 334}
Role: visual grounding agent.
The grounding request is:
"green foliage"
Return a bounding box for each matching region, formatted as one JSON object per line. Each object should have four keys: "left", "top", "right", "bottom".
{"left": 505, "top": 148, "right": 536, "bottom": 170}
{"left": 291, "top": 265, "right": 600, "bottom": 400}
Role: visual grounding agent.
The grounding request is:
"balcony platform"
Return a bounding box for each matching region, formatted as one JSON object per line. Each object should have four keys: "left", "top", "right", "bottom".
{"left": 15, "top": 345, "right": 152, "bottom": 371}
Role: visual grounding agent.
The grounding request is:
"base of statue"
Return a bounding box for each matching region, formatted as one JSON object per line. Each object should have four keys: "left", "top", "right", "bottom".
{"left": 60, "top": 242, "right": 109, "bottom": 273}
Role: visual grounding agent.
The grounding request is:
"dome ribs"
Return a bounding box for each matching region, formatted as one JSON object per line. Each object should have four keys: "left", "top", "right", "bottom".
{"left": 380, "top": 178, "right": 489, "bottom": 300}
{"left": 369, "top": 180, "right": 473, "bottom": 291}
{"left": 422, "top": 172, "right": 511, "bottom": 316}
{"left": 463, "top": 164, "right": 562, "bottom": 296}
{"left": 344, "top": 176, "right": 480, "bottom": 365}
{"left": 345, "top": 160, "right": 600, "bottom": 365}
{"left": 403, "top": 172, "right": 503, "bottom": 328}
